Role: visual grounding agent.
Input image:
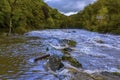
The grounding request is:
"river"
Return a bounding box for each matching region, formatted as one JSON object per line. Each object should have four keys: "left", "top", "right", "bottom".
{"left": 0, "top": 29, "right": 120, "bottom": 80}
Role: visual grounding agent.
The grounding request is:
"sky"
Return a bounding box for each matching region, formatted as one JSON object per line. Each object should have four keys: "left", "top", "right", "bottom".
{"left": 44, "top": 0, "right": 96, "bottom": 16}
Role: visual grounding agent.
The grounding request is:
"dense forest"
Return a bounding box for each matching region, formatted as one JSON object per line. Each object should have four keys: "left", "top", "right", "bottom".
{"left": 70, "top": 0, "right": 120, "bottom": 34}
{"left": 0, "top": 0, "right": 120, "bottom": 35}
{"left": 0, "top": 0, "right": 67, "bottom": 35}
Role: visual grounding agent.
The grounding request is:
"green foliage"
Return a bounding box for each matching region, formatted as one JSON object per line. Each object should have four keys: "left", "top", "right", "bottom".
{"left": 1, "top": 0, "right": 119, "bottom": 35}
{"left": 0, "top": 0, "right": 10, "bottom": 28}
{"left": 70, "top": 0, "right": 120, "bottom": 34}
{"left": 0, "top": 0, "right": 66, "bottom": 34}
{"left": 14, "top": 26, "right": 28, "bottom": 34}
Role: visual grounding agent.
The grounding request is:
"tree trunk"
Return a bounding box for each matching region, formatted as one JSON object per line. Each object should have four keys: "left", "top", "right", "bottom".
{"left": 7, "top": 0, "right": 17, "bottom": 36}
{"left": 8, "top": 18, "right": 12, "bottom": 36}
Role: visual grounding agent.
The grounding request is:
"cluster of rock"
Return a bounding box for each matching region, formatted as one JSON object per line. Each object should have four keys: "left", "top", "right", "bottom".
{"left": 34, "top": 38, "right": 120, "bottom": 80}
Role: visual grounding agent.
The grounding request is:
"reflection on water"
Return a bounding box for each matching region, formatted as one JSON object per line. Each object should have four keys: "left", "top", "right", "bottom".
{"left": 0, "top": 55, "right": 26, "bottom": 79}
{"left": 0, "top": 36, "right": 45, "bottom": 79}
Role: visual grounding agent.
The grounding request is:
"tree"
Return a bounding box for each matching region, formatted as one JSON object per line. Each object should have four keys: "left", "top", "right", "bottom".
{"left": 0, "top": 0, "right": 67, "bottom": 34}
{"left": 6, "top": 0, "right": 18, "bottom": 35}
{"left": 70, "top": 0, "right": 120, "bottom": 34}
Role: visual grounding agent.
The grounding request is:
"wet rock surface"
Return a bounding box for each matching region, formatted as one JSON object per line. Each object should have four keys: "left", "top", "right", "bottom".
{"left": 48, "top": 54, "right": 64, "bottom": 71}
{"left": 92, "top": 71, "right": 120, "bottom": 80}
{"left": 70, "top": 71, "right": 120, "bottom": 80}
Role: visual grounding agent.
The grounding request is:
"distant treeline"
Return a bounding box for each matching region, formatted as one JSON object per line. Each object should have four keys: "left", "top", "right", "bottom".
{"left": 0, "top": 0, "right": 120, "bottom": 35}
{"left": 70, "top": 0, "right": 120, "bottom": 34}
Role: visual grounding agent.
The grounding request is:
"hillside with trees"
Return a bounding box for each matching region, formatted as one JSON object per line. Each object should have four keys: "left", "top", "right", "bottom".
{"left": 0, "top": 0, "right": 120, "bottom": 35}
{"left": 0, "top": 0, "right": 67, "bottom": 35}
{"left": 70, "top": 0, "right": 120, "bottom": 34}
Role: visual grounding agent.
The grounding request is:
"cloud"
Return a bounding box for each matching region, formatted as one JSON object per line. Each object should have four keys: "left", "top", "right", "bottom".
{"left": 44, "top": 0, "right": 96, "bottom": 15}
{"left": 44, "top": 0, "right": 60, "bottom": 2}
{"left": 60, "top": 11, "right": 78, "bottom": 16}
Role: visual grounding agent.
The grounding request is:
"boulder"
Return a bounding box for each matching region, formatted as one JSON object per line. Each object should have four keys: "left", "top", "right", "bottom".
{"left": 48, "top": 54, "right": 64, "bottom": 71}
{"left": 62, "top": 56, "right": 82, "bottom": 68}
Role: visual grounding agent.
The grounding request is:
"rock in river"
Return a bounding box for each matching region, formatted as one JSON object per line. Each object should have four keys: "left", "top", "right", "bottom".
{"left": 48, "top": 54, "right": 64, "bottom": 71}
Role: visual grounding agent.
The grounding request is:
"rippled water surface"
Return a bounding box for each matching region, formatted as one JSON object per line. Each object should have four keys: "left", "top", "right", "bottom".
{"left": 0, "top": 29, "right": 120, "bottom": 80}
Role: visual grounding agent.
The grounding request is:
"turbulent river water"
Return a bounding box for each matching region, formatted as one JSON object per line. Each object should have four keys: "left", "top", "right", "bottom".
{"left": 0, "top": 29, "right": 120, "bottom": 80}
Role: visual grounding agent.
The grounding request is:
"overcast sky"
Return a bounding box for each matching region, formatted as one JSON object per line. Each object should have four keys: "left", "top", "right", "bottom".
{"left": 44, "top": 0, "right": 96, "bottom": 16}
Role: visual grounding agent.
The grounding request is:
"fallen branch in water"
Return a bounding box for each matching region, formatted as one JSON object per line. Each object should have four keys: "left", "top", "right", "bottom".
{"left": 34, "top": 54, "right": 50, "bottom": 62}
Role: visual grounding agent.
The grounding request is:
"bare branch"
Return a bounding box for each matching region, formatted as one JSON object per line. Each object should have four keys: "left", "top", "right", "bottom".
{"left": 34, "top": 54, "right": 50, "bottom": 62}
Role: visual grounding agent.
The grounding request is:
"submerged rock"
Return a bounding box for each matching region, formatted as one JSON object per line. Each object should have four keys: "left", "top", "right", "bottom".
{"left": 61, "top": 47, "right": 82, "bottom": 68}
{"left": 92, "top": 71, "right": 120, "bottom": 80}
{"left": 45, "top": 53, "right": 82, "bottom": 71}
{"left": 112, "top": 72, "right": 120, "bottom": 77}
{"left": 61, "top": 39, "right": 77, "bottom": 47}
{"left": 68, "top": 71, "right": 120, "bottom": 80}
{"left": 48, "top": 54, "right": 64, "bottom": 71}
{"left": 68, "top": 40, "right": 77, "bottom": 47}
{"left": 92, "top": 37, "right": 104, "bottom": 44}
{"left": 95, "top": 39, "right": 104, "bottom": 44}
{"left": 70, "top": 71, "right": 94, "bottom": 80}
{"left": 62, "top": 56, "right": 82, "bottom": 68}
{"left": 62, "top": 47, "right": 73, "bottom": 52}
